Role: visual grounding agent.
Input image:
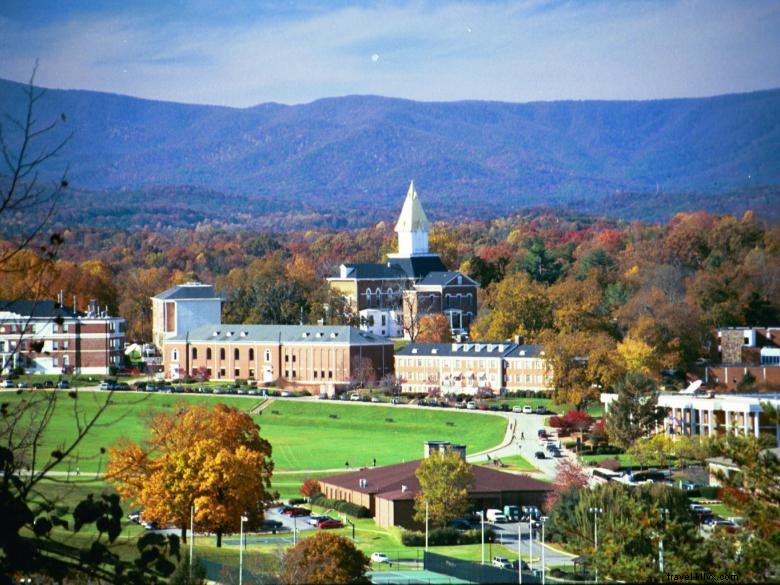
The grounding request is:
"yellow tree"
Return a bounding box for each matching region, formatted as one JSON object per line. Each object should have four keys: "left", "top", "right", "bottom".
{"left": 414, "top": 450, "right": 474, "bottom": 527}
{"left": 106, "top": 403, "right": 274, "bottom": 547}
{"left": 616, "top": 336, "right": 661, "bottom": 377}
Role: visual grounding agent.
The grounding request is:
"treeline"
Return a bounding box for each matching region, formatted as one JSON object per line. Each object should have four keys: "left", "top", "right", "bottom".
{"left": 2, "top": 209, "right": 778, "bottom": 392}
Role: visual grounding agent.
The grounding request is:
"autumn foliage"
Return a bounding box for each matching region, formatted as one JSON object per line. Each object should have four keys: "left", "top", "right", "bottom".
{"left": 105, "top": 403, "right": 274, "bottom": 547}
{"left": 416, "top": 313, "right": 454, "bottom": 343}
{"left": 545, "top": 457, "right": 590, "bottom": 510}
{"left": 280, "top": 532, "right": 370, "bottom": 585}
{"left": 300, "top": 478, "right": 322, "bottom": 498}
{"left": 549, "top": 409, "right": 593, "bottom": 434}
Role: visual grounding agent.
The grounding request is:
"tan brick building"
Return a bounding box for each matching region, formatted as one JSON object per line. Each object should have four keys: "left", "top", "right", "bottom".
{"left": 163, "top": 324, "right": 393, "bottom": 392}
{"left": 395, "top": 342, "right": 553, "bottom": 395}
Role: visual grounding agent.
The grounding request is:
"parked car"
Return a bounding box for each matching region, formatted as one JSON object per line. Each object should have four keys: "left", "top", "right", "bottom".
{"left": 261, "top": 519, "right": 284, "bottom": 532}
{"left": 512, "top": 559, "right": 530, "bottom": 571}
{"left": 537, "top": 429, "right": 548, "bottom": 439}
{"left": 371, "top": 396, "right": 381, "bottom": 403}
{"left": 17, "top": 382, "right": 29, "bottom": 389}
{"left": 486, "top": 509, "right": 508, "bottom": 523}
{"left": 349, "top": 393, "right": 361, "bottom": 401}
{"left": 371, "top": 552, "right": 390, "bottom": 564}
{"left": 317, "top": 518, "right": 344, "bottom": 529}
{"left": 0, "top": 379, "right": 15, "bottom": 388}
{"left": 522, "top": 405, "right": 533, "bottom": 414}
{"left": 492, "top": 557, "right": 512, "bottom": 569}
{"left": 710, "top": 519, "right": 738, "bottom": 533}
{"left": 55, "top": 380, "right": 71, "bottom": 389}
{"left": 281, "top": 390, "right": 292, "bottom": 397}
{"left": 466, "top": 401, "right": 477, "bottom": 410}
{"left": 511, "top": 405, "right": 524, "bottom": 413}
{"left": 282, "top": 507, "right": 311, "bottom": 517}
{"left": 536, "top": 405, "right": 547, "bottom": 414}
{"left": 307, "top": 515, "right": 329, "bottom": 526}
{"left": 534, "top": 451, "right": 546, "bottom": 459}
{"left": 127, "top": 510, "right": 142, "bottom": 523}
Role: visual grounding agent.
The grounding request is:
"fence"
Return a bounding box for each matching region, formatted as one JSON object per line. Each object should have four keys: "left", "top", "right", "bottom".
{"left": 424, "top": 551, "right": 541, "bottom": 584}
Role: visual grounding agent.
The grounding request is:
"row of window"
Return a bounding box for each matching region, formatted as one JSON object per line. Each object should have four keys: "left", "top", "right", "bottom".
{"left": 188, "top": 347, "right": 272, "bottom": 362}
{"left": 396, "top": 357, "right": 545, "bottom": 369}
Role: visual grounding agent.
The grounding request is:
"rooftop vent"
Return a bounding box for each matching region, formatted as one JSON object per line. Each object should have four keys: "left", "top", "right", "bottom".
{"left": 519, "top": 350, "right": 526, "bottom": 356}
{"left": 411, "top": 348, "right": 418, "bottom": 354}
{"left": 330, "top": 332, "right": 338, "bottom": 338}
{"left": 359, "top": 478, "right": 368, "bottom": 488}
{"left": 401, "top": 484, "right": 407, "bottom": 493}
{"left": 431, "top": 348, "right": 438, "bottom": 354}
{"left": 226, "top": 331, "right": 234, "bottom": 337}
{"left": 302, "top": 332, "right": 310, "bottom": 337}
{"left": 212, "top": 331, "right": 220, "bottom": 336}
{"left": 240, "top": 331, "right": 248, "bottom": 337}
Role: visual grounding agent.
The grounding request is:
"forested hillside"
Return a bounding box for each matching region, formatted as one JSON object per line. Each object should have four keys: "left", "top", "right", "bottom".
{"left": 1, "top": 78, "right": 778, "bottom": 227}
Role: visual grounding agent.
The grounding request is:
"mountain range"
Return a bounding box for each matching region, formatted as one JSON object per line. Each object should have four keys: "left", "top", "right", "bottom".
{"left": 1, "top": 77, "right": 778, "bottom": 228}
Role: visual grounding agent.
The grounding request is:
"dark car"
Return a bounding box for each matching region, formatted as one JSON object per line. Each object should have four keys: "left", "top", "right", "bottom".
{"left": 261, "top": 519, "right": 284, "bottom": 532}
{"left": 282, "top": 507, "right": 311, "bottom": 517}
{"left": 448, "top": 519, "right": 475, "bottom": 531}
{"left": 512, "top": 560, "right": 530, "bottom": 571}
{"left": 534, "top": 451, "right": 546, "bottom": 459}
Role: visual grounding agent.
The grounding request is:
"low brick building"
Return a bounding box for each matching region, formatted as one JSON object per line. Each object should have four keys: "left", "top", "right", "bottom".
{"left": 319, "top": 442, "right": 552, "bottom": 529}
{"left": 162, "top": 324, "right": 393, "bottom": 392}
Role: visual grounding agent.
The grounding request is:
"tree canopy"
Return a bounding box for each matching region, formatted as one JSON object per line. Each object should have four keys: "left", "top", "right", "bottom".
{"left": 280, "top": 532, "right": 370, "bottom": 585}
{"left": 414, "top": 450, "right": 474, "bottom": 527}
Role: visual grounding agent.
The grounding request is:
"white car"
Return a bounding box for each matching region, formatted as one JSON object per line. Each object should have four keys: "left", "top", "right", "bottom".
{"left": 371, "top": 552, "right": 389, "bottom": 564}
{"left": 522, "top": 405, "right": 533, "bottom": 414}
{"left": 350, "top": 393, "right": 361, "bottom": 401}
{"left": 511, "top": 405, "right": 524, "bottom": 413}
{"left": 492, "top": 556, "right": 512, "bottom": 569}
{"left": 466, "top": 401, "right": 477, "bottom": 410}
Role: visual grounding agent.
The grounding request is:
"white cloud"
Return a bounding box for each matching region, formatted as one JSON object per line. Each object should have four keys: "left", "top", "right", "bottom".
{"left": 0, "top": 0, "right": 777, "bottom": 106}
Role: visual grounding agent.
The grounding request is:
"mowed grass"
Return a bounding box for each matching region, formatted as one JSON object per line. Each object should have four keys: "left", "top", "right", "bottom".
{"left": 4, "top": 391, "right": 506, "bottom": 473}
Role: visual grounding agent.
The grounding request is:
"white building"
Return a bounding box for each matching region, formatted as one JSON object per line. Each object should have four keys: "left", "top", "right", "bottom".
{"left": 151, "top": 283, "right": 223, "bottom": 349}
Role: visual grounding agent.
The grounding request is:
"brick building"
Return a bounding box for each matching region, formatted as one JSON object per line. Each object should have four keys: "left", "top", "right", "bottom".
{"left": 319, "top": 442, "right": 552, "bottom": 529}
{"left": 707, "top": 326, "right": 780, "bottom": 390}
{"left": 328, "top": 182, "right": 479, "bottom": 338}
{"left": 0, "top": 299, "right": 125, "bottom": 375}
{"left": 162, "top": 324, "right": 393, "bottom": 393}
{"left": 395, "top": 342, "right": 553, "bottom": 395}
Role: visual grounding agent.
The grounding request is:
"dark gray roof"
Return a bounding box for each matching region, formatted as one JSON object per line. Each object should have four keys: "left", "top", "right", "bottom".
{"left": 153, "top": 283, "right": 222, "bottom": 300}
{"left": 417, "top": 271, "right": 478, "bottom": 287}
{"left": 0, "top": 300, "right": 81, "bottom": 319}
{"left": 338, "top": 263, "right": 409, "bottom": 280}
{"left": 397, "top": 342, "right": 518, "bottom": 358}
{"left": 169, "top": 324, "right": 392, "bottom": 346}
{"left": 505, "top": 344, "right": 544, "bottom": 359}
{"left": 389, "top": 255, "right": 448, "bottom": 279}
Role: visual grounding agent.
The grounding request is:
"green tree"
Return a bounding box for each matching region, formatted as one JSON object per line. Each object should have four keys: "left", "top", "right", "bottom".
{"left": 280, "top": 532, "right": 370, "bottom": 585}
{"left": 605, "top": 373, "right": 663, "bottom": 449}
{"left": 708, "top": 435, "right": 780, "bottom": 581}
{"left": 414, "top": 450, "right": 474, "bottom": 527}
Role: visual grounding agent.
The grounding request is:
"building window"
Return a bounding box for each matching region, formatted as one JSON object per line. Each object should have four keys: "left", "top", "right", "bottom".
{"left": 63, "top": 355, "right": 69, "bottom": 366}
{"left": 328, "top": 370, "right": 333, "bottom": 379}
{"left": 220, "top": 348, "right": 226, "bottom": 360}
{"left": 249, "top": 368, "right": 255, "bottom": 378}
{"left": 292, "top": 355, "right": 296, "bottom": 363}
{"left": 63, "top": 323, "right": 69, "bottom": 333}
{"left": 220, "top": 368, "right": 226, "bottom": 377}
{"left": 292, "top": 370, "right": 296, "bottom": 378}
{"left": 52, "top": 340, "right": 59, "bottom": 351}
{"left": 206, "top": 348, "right": 212, "bottom": 360}
{"left": 265, "top": 350, "right": 271, "bottom": 362}
{"left": 53, "top": 357, "right": 58, "bottom": 366}
{"left": 249, "top": 348, "right": 255, "bottom": 361}
{"left": 192, "top": 347, "right": 198, "bottom": 360}
{"left": 63, "top": 340, "right": 69, "bottom": 349}
{"left": 206, "top": 368, "right": 212, "bottom": 376}
{"left": 234, "top": 348, "right": 240, "bottom": 360}
{"left": 172, "top": 349, "right": 179, "bottom": 362}
{"left": 314, "top": 371, "right": 318, "bottom": 378}
{"left": 321, "top": 370, "right": 325, "bottom": 379}
{"left": 284, "top": 370, "right": 289, "bottom": 378}
{"left": 234, "top": 368, "right": 240, "bottom": 377}
{"left": 285, "top": 355, "right": 289, "bottom": 362}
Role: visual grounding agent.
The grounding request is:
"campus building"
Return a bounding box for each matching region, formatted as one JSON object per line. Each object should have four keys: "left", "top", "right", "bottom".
{"left": 702, "top": 326, "right": 780, "bottom": 391}
{"left": 151, "top": 282, "right": 223, "bottom": 349}
{"left": 600, "top": 392, "right": 780, "bottom": 447}
{"left": 394, "top": 342, "right": 553, "bottom": 395}
{"left": 0, "top": 299, "right": 125, "bottom": 375}
{"left": 318, "top": 442, "right": 552, "bottom": 529}
{"left": 162, "top": 324, "right": 394, "bottom": 393}
{"left": 328, "top": 182, "right": 479, "bottom": 338}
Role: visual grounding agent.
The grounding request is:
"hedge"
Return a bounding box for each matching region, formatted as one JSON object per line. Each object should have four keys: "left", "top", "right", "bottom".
{"left": 310, "top": 494, "right": 371, "bottom": 518}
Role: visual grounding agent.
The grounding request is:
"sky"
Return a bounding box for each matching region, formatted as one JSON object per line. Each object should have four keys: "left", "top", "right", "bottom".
{"left": 0, "top": 0, "right": 778, "bottom": 108}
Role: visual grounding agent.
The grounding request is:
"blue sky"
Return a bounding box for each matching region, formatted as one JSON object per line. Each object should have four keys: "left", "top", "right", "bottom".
{"left": 1, "top": 0, "right": 778, "bottom": 107}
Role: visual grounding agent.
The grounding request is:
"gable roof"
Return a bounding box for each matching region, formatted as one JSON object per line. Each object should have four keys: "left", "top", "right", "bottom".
{"left": 417, "top": 271, "right": 478, "bottom": 287}
{"left": 397, "top": 342, "right": 518, "bottom": 358}
{"left": 153, "top": 283, "right": 222, "bottom": 301}
{"left": 320, "top": 458, "right": 552, "bottom": 502}
{"left": 168, "top": 324, "right": 392, "bottom": 346}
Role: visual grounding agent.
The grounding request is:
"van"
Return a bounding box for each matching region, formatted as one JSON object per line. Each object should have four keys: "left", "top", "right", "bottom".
{"left": 486, "top": 509, "right": 507, "bottom": 523}
{"left": 503, "top": 505, "right": 520, "bottom": 521}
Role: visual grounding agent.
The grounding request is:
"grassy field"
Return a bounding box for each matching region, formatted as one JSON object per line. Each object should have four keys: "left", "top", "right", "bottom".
{"left": 4, "top": 391, "right": 506, "bottom": 473}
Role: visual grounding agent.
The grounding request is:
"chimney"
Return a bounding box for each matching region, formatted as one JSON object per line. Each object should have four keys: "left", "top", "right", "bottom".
{"left": 401, "top": 484, "right": 407, "bottom": 493}
{"left": 513, "top": 335, "right": 524, "bottom": 345}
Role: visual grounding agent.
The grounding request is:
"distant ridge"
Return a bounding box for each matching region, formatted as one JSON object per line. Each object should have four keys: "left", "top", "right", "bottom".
{"left": 1, "top": 77, "right": 778, "bottom": 227}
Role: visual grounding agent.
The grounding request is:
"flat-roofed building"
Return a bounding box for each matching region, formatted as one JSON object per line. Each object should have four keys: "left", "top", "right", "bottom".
{"left": 151, "top": 282, "right": 223, "bottom": 349}
{"left": 162, "top": 324, "right": 393, "bottom": 393}
{"left": 0, "top": 299, "right": 125, "bottom": 375}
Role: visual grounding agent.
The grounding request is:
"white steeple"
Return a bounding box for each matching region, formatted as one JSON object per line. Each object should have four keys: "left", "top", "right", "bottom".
{"left": 393, "top": 180, "right": 430, "bottom": 257}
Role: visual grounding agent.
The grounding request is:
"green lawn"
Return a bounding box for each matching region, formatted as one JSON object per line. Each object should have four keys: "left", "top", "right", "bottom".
{"left": 488, "top": 454, "right": 537, "bottom": 472}
{"left": 4, "top": 391, "right": 506, "bottom": 473}
{"left": 494, "top": 397, "right": 604, "bottom": 417}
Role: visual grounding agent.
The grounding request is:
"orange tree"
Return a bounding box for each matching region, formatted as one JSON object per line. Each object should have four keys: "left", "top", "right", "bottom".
{"left": 280, "top": 532, "right": 370, "bottom": 585}
{"left": 416, "top": 313, "right": 453, "bottom": 343}
{"left": 106, "top": 403, "right": 274, "bottom": 547}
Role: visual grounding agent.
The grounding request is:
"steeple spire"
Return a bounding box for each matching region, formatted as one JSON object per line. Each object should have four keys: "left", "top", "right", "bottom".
{"left": 393, "top": 180, "right": 430, "bottom": 256}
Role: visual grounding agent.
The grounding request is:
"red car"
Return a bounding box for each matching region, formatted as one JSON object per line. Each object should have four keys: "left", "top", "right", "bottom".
{"left": 317, "top": 518, "right": 344, "bottom": 529}
{"left": 282, "top": 507, "right": 311, "bottom": 517}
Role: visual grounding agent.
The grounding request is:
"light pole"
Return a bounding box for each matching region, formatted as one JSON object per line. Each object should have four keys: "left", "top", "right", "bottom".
{"left": 481, "top": 510, "right": 485, "bottom": 565}
{"left": 528, "top": 516, "right": 533, "bottom": 574}
{"left": 189, "top": 504, "right": 197, "bottom": 576}
{"left": 589, "top": 507, "right": 603, "bottom": 583}
{"left": 239, "top": 514, "right": 248, "bottom": 585}
{"left": 425, "top": 501, "right": 429, "bottom": 552}
{"left": 658, "top": 508, "right": 668, "bottom": 573}
{"left": 540, "top": 516, "right": 548, "bottom": 585}
{"left": 517, "top": 522, "right": 522, "bottom": 584}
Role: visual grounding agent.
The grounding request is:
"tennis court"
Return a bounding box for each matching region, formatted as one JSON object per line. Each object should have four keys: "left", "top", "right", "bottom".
{"left": 368, "top": 569, "right": 472, "bottom": 584}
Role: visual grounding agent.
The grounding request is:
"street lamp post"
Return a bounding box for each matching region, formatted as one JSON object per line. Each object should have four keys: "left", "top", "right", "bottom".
{"left": 540, "top": 516, "right": 548, "bottom": 585}
{"left": 425, "top": 501, "right": 429, "bottom": 552}
{"left": 528, "top": 516, "right": 533, "bottom": 574}
{"left": 658, "top": 508, "right": 668, "bottom": 573}
{"left": 589, "top": 507, "right": 603, "bottom": 583}
{"left": 189, "top": 504, "right": 197, "bottom": 576}
{"left": 481, "top": 510, "right": 485, "bottom": 565}
{"left": 517, "top": 522, "right": 522, "bottom": 585}
{"left": 239, "top": 514, "right": 248, "bottom": 585}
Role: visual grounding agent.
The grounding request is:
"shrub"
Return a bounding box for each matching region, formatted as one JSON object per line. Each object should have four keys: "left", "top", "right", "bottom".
{"left": 599, "top": 458, "right": 621, "bottom": 471}
{"left": 697, "top": 486, "right": 720, "bottom": 499}
{"left": 310, "top": 494, "right": 370, "bottom": 518}
{"left": 401, "top": 531, "right": 425, "bottom": 546}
